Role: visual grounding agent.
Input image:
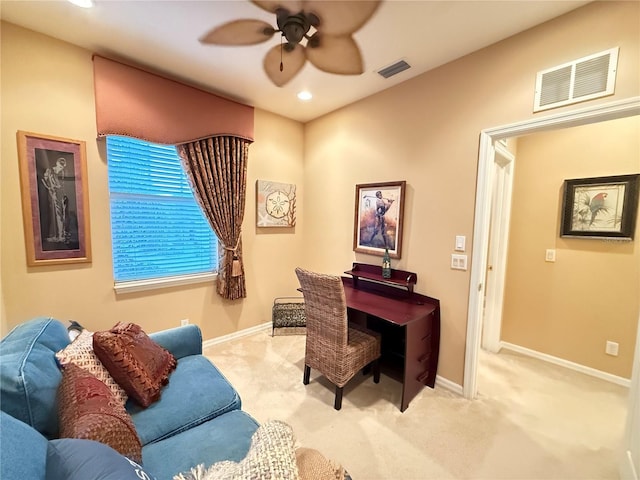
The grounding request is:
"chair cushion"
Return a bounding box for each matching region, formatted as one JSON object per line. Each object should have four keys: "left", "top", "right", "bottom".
{"left": 93, "top": 322, "right": 177, "bottom": 408}
{"left": 55, "top": 329, "right": 128, "bottom": 405}
{"left": 0, "top": 411, "right": 49, "bottom": 480}
{"left": 0, "top": 317, "right": 70, "bottom": 437}
{"left": 129, "top": 355, "right": 242, "bottom": 445}
{"left": 57, "top": 363, "right": 142, "bottom": 463}
{"left": 47, "top": 438, "right": 157, "bottom": 480}
{"left": 142, "top": 410, "right": 259, "bottom": 480}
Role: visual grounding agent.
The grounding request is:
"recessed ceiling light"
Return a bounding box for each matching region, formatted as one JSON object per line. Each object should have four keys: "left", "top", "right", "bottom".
{"left": 68, "top": 0, "right": 94, "bottom": 8}
{"left": 297, "top": 91, "right": 312, "bottom": 101}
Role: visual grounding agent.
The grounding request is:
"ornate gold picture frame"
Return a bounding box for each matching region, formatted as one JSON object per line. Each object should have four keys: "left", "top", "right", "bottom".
{"left": 353, "top": 181, "right": 406, "bottom": 258}
{"left": 17, "top": 131, "right": 92, "bottom": 266}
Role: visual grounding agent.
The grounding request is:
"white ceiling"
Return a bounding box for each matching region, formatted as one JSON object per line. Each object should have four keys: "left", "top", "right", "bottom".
{"left": 0, "top": 0, "right": 590, "bottom": 123}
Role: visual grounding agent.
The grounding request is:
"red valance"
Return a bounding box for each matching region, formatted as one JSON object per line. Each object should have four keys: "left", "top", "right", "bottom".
{"left": 92, "top": 55, "right": 254, "bottom": 145}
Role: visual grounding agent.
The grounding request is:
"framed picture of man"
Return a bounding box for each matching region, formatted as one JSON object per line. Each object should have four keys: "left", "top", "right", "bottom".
{"left": 353, "top": 181, "right": 406, "bottom": 258}
{"left": 17, "top": 131, "right": 92, "bottom": 266}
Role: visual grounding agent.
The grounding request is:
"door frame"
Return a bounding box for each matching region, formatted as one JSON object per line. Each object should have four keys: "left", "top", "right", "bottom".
{"left": 620, "top": 312, "right": 640, "bottom": 479}
{"left": 463, "top": 96, "right": 640, "bottom": 400}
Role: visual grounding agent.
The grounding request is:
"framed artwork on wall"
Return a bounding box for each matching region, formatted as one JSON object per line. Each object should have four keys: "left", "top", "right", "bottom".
{"left": 353, "top": 180, "right": 406, "bottom": 258}
{"left": 17, "top": 131, "right": 92, "bottom": 266}
{"left": 560, "top": 173, "right": 640, "bottom": 240}
{"left": 256, "top": 179, "right": 296, "bottom": 227}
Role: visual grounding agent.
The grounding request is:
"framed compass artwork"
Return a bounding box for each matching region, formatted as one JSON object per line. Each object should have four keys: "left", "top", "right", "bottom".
{"left": 256, "top": 180, "right": 296, "bottom": 227}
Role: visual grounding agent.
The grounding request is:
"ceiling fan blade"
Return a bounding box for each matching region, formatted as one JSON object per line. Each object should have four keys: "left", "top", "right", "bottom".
{"left": 251, "top": 0, "right": 303, "bottom": 14}
{"left": 200, "top": 19, "right": 275, "bottom": 45}
{"left": 263, "top": 44, "right": 306, "bottom": 87}
{"left": 306, "top": 34, "right": 363, "bottom": 75}
{"left": 305, "top": 0, "right": 381, "bottom": 36}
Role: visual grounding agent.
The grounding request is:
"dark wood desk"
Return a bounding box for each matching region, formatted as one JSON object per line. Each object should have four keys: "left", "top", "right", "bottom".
{"left": 343, "top": 264, "right": 440, "bottom": 412}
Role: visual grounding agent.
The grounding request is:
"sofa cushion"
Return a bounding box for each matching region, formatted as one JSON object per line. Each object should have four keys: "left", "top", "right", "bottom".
{"left": 128, "top": 354, "right": 242, "bottom": 445}
{"left": 0, "top": 411, "right": 49, "bottom": 480}
{"left": 149, "top": 324, "right": 203, "bottom": 359}
{"left": 56, "top": 329, "right": 128, "bottom": 405}
{"left": 47, "top": 438, "right": 157, "bottom": 480}
{"left": 58, "top": 363, "right": 142, "bottom": 463}
{"left": 142, "top": 410, "right": 259, "bottom": 480}
{"left": 174, "top": 420, "right": 299, "bottom": 480}
{"left": 0, "top": 317, "right": 69, "bottom": 437}
{"left": 93, "top": 322, "right": 177, "bottom": 408}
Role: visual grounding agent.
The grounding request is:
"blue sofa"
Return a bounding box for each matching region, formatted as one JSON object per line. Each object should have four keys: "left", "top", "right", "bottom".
{"left": 0, "top": 317, "right": 260, "bottom": 480}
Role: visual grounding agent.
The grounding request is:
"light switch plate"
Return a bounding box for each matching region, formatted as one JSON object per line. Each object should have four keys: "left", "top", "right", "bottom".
{"left": 451, "top": 254, "right": 468, "bottom": 270}
{"left": 545, "top": 249, "right": 556, "bottom": 262}
{"left": 455, "top": 235, "right": 466, "bottom": 252}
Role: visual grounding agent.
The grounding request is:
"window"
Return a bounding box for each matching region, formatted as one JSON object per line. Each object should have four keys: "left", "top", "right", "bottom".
{"left": 107, "top": 136, "right": 217, "bottom": 291}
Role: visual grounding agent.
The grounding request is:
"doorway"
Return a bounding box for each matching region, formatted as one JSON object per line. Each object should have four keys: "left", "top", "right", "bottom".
{"left": 465, "top": 96, "right": 640, "bottom": 478}
{"left": 465, "top": 96, "right": 640, "bottom": 399}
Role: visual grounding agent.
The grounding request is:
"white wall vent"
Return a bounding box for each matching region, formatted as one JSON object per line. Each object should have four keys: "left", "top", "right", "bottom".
{"left": 533, "top": 47, "right": 619, "bottom": 112}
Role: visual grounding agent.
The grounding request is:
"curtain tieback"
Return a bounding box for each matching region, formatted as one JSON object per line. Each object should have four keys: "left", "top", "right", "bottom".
{"left": 223, "top": 237, "right": 242, "bottom": 277}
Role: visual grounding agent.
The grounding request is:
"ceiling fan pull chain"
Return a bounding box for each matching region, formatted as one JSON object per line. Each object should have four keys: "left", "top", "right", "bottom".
{"left": 280, "top": 34, "right": 284, "bottom": 72}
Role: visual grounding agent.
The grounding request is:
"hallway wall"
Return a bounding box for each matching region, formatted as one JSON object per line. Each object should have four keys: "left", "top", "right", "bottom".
{"left": 502, "top": 116, "right": 640, "bottom": 378}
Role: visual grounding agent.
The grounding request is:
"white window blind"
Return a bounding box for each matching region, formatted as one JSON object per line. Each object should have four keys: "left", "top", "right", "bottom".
{"left": 107, "top": 136, "right": 216, "bottom": 284}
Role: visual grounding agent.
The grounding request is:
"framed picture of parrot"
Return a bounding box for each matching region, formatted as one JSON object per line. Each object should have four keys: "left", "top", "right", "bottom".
{"left": 560, "top": 174, "right": 639, "bottom": 240}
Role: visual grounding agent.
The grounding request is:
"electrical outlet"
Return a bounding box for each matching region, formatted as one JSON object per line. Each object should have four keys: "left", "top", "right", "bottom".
{"left": 451, "top": 254, "right": 468, "bottom": 271}
{"left": 180, "top": 318, "right": 189, "bottom": 327}
{"left": 605, "top": 341, "right": 619, "bottom": 356}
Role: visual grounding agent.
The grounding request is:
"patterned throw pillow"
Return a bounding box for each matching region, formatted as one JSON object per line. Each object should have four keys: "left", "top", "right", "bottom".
{"left": 56, "top": 329, "right": 128, "bottom": 405}
{"left": 47, "top": 438, "right": 156, "bottom": 480}
{"left": 57, "top": 364, "right": 142, "bottom": 463}
{"left": 295, "top": 448, "right": 346, "bottom": 480}
{"left": 93, "top": 322, "right": 177, "bottom": 408}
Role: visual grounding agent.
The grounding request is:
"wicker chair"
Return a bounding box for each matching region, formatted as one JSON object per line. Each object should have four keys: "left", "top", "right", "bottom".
{"left": 295, "top": 267, "right": 381, "bottom": 410}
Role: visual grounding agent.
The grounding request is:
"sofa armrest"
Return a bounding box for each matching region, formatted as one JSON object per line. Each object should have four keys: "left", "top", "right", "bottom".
{"left": 149, "top": 324, "right": 202, "bottom": 359}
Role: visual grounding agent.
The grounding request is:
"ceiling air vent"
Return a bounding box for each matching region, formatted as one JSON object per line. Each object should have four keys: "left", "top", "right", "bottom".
{"left": 377, "top": 60, "right": 411, "bottom": 79}
{"left": 533, "top": 47, "right": 618, "bottom": 112}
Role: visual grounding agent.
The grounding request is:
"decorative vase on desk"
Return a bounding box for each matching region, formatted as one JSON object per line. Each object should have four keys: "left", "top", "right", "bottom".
{"left": 382, "top": 248, "right": 391, "bottom": 279}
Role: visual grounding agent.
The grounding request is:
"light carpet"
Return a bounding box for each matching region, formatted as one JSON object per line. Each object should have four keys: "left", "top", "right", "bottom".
{"left": 204, "top": 332, "right": 629, "bottom": 480}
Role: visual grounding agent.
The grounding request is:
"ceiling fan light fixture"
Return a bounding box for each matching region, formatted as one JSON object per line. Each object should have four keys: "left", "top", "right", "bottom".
{"left": 297, "top": 90, "right": 313, "bottom": 101}
{"left": 281, "top": 13, "right": 311, "bottom": 44}
{"left": 201, "top": 0, "right": 382, "bottom": 87}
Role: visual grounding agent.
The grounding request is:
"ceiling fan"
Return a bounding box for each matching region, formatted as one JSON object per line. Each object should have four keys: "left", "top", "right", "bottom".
{"left": 199, "top": 0, "right": 382, "bottom": 87}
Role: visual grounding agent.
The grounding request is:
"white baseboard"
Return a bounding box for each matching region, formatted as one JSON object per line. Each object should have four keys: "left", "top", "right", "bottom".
{"left": 203, "top": 321, "right": 272, "bottom": 349}
{"left": 500, "top": 341, "right": 631, "bottom": 388}
{"left": 436, "top": 375, "right": 463, "bottom": 396}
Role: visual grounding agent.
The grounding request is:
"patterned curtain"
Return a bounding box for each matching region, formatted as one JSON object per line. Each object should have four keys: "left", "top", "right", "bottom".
{"left": 176, "top": 136, "right": 250, "bottom": 300}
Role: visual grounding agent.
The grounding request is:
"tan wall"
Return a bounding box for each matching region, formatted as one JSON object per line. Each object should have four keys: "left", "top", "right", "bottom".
{"left": 2, "top": 2, "right": 639, "bottom": 387}
{"left": 302, "top": 1, "right": 640, "bottom": 385}
{"left": 0, "top": 22, "right": 305, "bottom": 339}
{"left": 502, "top": 116, "right": 640, "bottom": 378}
